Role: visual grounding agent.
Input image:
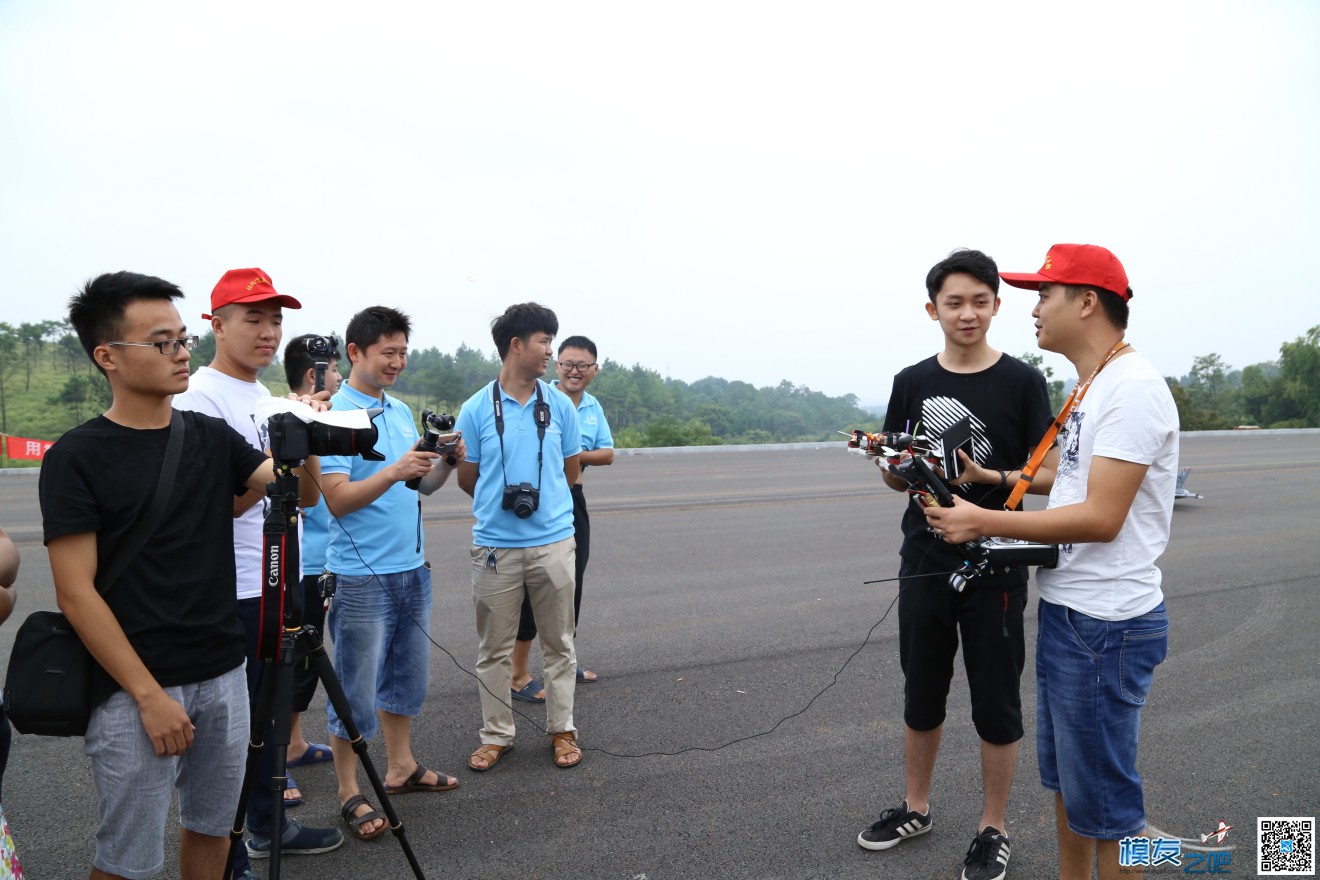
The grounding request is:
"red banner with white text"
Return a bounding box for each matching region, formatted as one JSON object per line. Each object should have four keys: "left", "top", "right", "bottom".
{"left": 3, "top": 435, "right": 54, "bottom": 461}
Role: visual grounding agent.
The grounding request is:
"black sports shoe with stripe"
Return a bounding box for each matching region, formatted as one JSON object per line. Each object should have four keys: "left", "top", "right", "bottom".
{"left": 856, "top": 801, "right": 932, "bottom": 851}
{"left": 962, "top": 825, "right": 1011, "bottom": 880}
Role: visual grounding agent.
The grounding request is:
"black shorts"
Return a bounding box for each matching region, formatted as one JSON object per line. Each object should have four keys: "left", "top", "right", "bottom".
{"left": 896, "top": 557, "right": 1028, "bottom": 745}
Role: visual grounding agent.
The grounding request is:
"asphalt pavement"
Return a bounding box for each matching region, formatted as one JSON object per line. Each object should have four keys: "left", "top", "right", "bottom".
{"left": 1, "top": 432, "right": 1316, "bottom": 879}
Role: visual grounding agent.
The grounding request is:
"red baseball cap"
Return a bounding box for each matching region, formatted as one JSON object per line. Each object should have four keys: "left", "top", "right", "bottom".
{"left": 203, "top": 268, "right": 302, "bottom": 319}
{"left": 1000, "top": 244, "right": 1134, "bottom": 301}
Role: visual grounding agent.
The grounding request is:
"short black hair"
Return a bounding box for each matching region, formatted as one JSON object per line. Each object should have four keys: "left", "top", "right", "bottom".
{"left": 68, "top": 271, "right": 184, "bottom": 375}
{"left": 1063, "top": 284, "right": 1129, "bottom": 330}
{"left": 345, "top": 306, "right": 411, "bottom": 353}
{"left": 491, "top": 302, "right": 559, "bottom": 360}
{"left": 283, "top": 333, "right": 341, "bottom": 389}
{"left": 925, "top": 248, "right": 1000, "bottom": 303}
{"left": 557, "top": 335, "right": 597, "bottom": 359}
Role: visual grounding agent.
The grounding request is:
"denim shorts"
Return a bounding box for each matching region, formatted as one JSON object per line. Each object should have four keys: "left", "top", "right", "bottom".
{"left": 84, "top": 665, "right": 248, "bottom": 880}
{"left": 1036, "top": 598, "right": 1169, "bottom": 839}
{"left": 326, "top": 564, "right": 432, "bottom": 741}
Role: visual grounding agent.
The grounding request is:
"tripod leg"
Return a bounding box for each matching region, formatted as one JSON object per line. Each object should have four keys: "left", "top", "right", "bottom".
{"left": 263, "top": 638, "right": 297, "bottom": 877}
{"left": 300, "top": 625, "right": 428, "bottom": 880}
{"left": 225, "top": 656, "right": 278, "bottom": 880}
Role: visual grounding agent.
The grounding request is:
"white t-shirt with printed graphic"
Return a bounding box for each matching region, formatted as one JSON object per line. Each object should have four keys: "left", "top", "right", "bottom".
{"left": 1036, "top": 352, "right": 1179, "bottom": 621}
{"left": 173, "top": 366, "right": 280, "bottom": 600}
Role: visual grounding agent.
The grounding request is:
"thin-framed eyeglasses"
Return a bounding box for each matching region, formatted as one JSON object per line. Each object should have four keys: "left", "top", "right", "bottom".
{"left": 107, "top": 335, "right": 199, "bottom": 355}
{"left": 558, "top": 361, "right": 597, "bottom": 374}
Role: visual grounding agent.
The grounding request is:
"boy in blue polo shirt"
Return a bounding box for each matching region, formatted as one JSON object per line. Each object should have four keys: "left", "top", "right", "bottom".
{"left": 320, "top": 306, "right": 465, "bottom": 842}
{"left": 455, "top": 302, "right": 583, "bottom": 771}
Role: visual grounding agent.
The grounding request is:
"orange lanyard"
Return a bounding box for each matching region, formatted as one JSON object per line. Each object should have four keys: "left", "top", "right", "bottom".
{"left": 1004, "top": 340, "right": 1130, "bottom": 511}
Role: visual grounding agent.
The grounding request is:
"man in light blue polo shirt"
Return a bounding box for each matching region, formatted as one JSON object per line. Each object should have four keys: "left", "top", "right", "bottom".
{"left": 510, "top": 334, "right": 614, "bottom": 698}
{"left": 320, "top": 306, "right": 464, "bottom": 842}
{"left": 455, "top": 302, "right": 583, "bottom": 772}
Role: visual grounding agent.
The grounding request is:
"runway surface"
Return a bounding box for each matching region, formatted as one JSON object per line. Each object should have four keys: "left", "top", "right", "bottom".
{"left": 1, "top": 432, "right": 1316, "bottom": 879}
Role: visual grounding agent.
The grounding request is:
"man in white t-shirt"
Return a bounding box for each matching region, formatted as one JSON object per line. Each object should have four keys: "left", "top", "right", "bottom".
{"left": 173, "top": 268, "right": 342, "bottom": 877}
{"left": 923, "top": 244, "right": 1177, "bottom": 880}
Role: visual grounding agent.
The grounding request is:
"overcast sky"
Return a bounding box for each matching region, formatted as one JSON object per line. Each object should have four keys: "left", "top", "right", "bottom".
{"left": 2, "top": 1, "right": 1317, "bottom": 404}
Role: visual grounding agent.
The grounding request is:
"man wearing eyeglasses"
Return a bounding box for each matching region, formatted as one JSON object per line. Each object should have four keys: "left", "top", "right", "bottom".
{"left": 509, "top": 335, "right": 614, "bottom": 702}
{"left": 39, "top": 271, "right": 324, "bottom": 880}
{"left": 173, "top": 268, "right": 343, "bottom": 875}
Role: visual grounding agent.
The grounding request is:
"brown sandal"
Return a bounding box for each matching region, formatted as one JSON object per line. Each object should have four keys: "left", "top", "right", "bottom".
{"left": 468, "top": 743, "right": 512, "bottom": 772}
{"left": 551, "top": 731, "right": 582, "bottom": 770}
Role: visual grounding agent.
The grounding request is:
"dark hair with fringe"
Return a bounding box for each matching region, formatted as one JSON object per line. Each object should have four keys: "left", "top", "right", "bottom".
{"left": 924, "top": 248, "right": 1000, "bottom": 303}
{"left": 491, "top": 302, "right": 559, "bottom": 360}
{"left": 345, "top": 306, "right": 411, "bottom": 353}
{"left": 68, "top": 271, "right": 184, "bottom": 376}
{"left": 557, "top": 335, "right": 597, "bottom": 358}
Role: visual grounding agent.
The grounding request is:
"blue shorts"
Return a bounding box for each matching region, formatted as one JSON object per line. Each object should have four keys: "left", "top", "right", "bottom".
{"left": 326, "top": 564, "right": 432, "bottom": 740}
{"left": 84, "top": 665, "right": 248, "bottom": 880}
{"left": 1036, "top": 599, "right": 1169, "bottom": 839}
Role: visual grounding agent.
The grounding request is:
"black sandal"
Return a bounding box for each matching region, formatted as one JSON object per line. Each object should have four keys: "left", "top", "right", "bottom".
{"left": 340, "top": 793, "right": 388, "bottom": 842}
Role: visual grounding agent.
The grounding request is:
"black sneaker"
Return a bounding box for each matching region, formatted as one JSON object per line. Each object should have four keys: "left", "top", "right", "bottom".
{"left": 962, "top": 826, "right": 1011, "bottom": 880}
{"left": 856, "top": 801, "right": 932, "bottom": 851}
{"left": 247, "top": 817, "right": 345, "bottom": 859}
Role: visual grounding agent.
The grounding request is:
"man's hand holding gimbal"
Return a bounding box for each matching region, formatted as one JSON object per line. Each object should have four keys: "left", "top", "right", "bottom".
{"left": 405, "top": 432, "right": 466, "bottom": 496}
{"left": 323, "top": 433, "right": 466, "bottom": 514}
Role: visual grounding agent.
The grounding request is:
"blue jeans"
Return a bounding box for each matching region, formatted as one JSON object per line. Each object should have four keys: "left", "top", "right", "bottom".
{"left": 326, "top": 564, "right": 432, "bottom": 741}
{"left": 1036, "top": 598, "right": 1169, "bottom": 839}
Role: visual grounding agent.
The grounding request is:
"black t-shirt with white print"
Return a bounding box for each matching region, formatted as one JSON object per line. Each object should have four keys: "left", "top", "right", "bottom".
{"left": 882, "top": 353, "right": 1053, "bottom": 578}
{"left": 39, "top": 410, "right": 268, "bottom": 690}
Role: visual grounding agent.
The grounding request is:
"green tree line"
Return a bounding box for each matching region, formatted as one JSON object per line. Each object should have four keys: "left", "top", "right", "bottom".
{"left": 3, "top": 321, "right": 1319, "bottom": 466}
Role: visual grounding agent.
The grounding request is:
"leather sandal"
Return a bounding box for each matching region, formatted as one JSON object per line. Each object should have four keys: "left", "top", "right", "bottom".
{"left": 551, "top": 731, "right": 582, "bottom": 769}
{"left": 339, "top": 794, "right": 387, "bottom": 842}
{"left": 468, "top": 743, "right": 512, "bottom": 772}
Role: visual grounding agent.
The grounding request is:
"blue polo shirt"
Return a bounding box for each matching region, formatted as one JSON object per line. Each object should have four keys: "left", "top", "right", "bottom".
{"left": 553, "top": 382, "right": 614, "bottom": 462}
{"left": 301, "top": 499, "right": 330, "bottom": 573}
{"left": 455, "top": 379, "right": 581, "bottom": 548}
{"left": 322, "top": 382, "right": 422, "bottom": 575}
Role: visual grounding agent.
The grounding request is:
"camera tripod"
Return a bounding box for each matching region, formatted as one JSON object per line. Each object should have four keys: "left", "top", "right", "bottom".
{"left": 224, "top": 458, "right": 426, "bottom": 880}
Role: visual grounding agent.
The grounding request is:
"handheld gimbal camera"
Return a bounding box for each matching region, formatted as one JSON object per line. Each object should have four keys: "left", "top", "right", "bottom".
{"left": 404, "top": 410, "right": 459, "bottom": 491}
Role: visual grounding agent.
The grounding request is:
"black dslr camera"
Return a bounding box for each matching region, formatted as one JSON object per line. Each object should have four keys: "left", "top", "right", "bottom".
{"left": 502, "top": 482, "right": 539, "bottom": 519}
{"left": 404, "top": 410, "right": 459, "bottom": 490}
{"left": 268, "top": 409, "right": 385, "bottom": 463}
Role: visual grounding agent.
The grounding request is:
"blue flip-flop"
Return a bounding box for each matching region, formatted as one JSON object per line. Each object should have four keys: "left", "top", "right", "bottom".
{"left": 511, "top": 679, "right": 546, "bottom": 704}
{"left": 576, "top": 665, "right": 599, "bottom": 684}
{"left": 287, "top": 742, "right": 334, "bottom": 768}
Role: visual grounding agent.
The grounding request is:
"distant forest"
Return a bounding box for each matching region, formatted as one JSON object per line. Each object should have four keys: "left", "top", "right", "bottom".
{"left": 2, "top": 320, "right": 1318, "bottom": 464}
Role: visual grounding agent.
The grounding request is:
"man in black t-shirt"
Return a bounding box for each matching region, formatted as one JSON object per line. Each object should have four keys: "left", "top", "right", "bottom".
{"left": 854, "top": 250, "right": 1052, "bottom": 880}
{"left": 39, "top": 271, "right": 325, "bottom": 880}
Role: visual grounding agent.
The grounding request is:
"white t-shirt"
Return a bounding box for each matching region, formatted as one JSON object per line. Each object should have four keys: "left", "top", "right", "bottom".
{"left": 173, "top": 366, "right": 278, "bottom": 600}
{"left": 1036, "top": 352, "right": 1179, "bottom": 621}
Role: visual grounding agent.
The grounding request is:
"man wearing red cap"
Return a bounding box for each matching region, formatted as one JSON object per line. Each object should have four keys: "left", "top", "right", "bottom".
{"left": 924, "top": 244, "right": 1178, "bottom": 880}
{"left": 174, "top": 268, "right": 343, "bottom": 877}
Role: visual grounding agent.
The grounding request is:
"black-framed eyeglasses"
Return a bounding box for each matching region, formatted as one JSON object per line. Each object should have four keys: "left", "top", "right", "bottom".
{"left": 107, "top": 335, "right": 199, "bottom": 355}
{"left": 558, "top": 361, "right": 597, "bottom": 374}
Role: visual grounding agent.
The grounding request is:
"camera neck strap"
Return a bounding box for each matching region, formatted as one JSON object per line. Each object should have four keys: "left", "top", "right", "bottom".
{"left": 1004, "top": 340, "right": 1130, "bottom": 511}
{"left": 95, "top": 409, "right": 185, "bottom": 596}
{"left": 492, "top": 380, "right": 549, "bottom": 491}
